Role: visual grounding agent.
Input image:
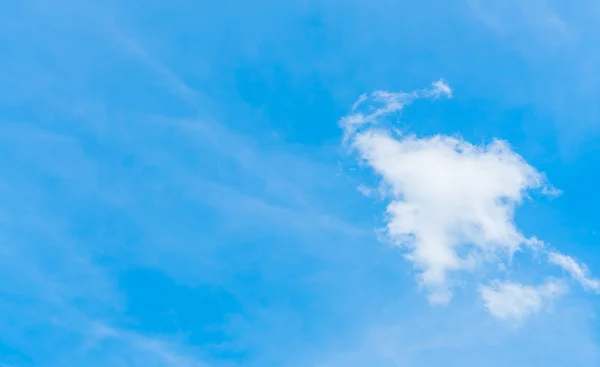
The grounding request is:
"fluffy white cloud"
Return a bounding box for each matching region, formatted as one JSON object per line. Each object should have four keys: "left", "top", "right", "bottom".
{"left": 480, "top": 279, "right": 566, "bottom": 322}
{"left": 548, "top": 252, "right": 600, "bottom": 292}
{"left": 340, "top": 81, "right": 551, "bottom": 304}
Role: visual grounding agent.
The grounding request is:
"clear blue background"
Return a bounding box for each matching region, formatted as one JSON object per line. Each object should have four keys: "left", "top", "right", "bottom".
{"left": 1, "top": 1, "right": 599, "bottom": 366}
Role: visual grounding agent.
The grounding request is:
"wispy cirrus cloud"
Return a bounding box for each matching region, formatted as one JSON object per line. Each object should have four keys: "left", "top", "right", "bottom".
{"left": 548, "top": 252, "right": 600, "bottom": 292}
{"left": 0, "top": 6, "right": 376, "bottom": 366}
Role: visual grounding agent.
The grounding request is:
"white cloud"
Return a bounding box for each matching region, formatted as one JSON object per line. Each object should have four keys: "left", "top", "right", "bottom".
{"left": 428, "top": 79, "right": 453, "bottom": 98}
{"left": 548, "top": 251, "right": 600, "bottom": 292}
{"left": 480, "top": 279, "right": 566, "bottom": 322}
{"left": 340, "top": 79, "right": 452, "bottom": 141}
{"left": 341, "top": 81, "right": 550, "bottom": 303}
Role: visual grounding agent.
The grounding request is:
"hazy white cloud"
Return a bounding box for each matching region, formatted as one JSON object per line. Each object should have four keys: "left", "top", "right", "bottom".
{"left": 79, "top": 321, "right": 213, "bottom": 367}
{"left": 468, "top": 0, "right": 571, "bottom": 46}
{"left": 480, "top": 279, "right": 566, "bottom": 322}
{"left": 548, "top": 252, "right": 600, "bottom": 292}
{"left": 340, "top": 81, "right": 550, "bottom": 304}
{"left": 428, "top": 79, "right": 453, "bottom": 98}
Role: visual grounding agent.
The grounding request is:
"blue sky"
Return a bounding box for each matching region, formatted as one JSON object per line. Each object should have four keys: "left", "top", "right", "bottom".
{"left": 2, "top": 0, "right": 600, "bottom": 366}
